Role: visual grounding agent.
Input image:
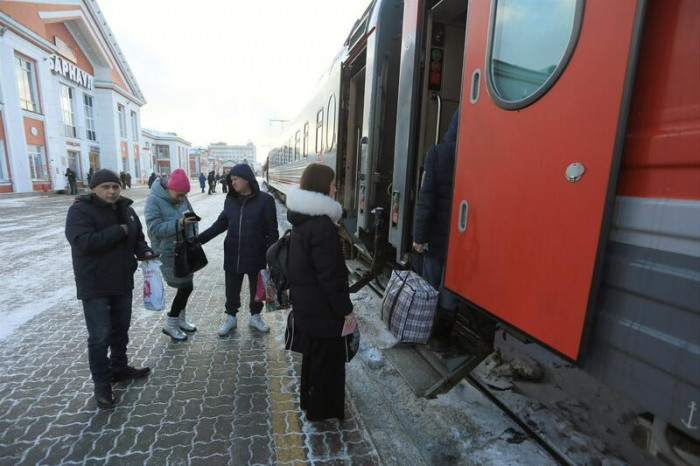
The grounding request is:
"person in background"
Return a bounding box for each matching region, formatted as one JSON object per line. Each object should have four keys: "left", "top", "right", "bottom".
{"left": 65, "top": 167, "right": 78, "bottom": 195}
{"left": 412, "top": 111, "right": 460, "bottom": 349}
{"left": 285, "top": 163, "right": 355, "bottom": 421}
{"left": 148, "top": 172, "right": 157, "bottom": 189}
{"left": 145, "top": 168, "right": 200, "bottom": 341}
{"left": 199, "top": 172, "right": 207, "bottom": 194}
{"left": 198, "top": 163, "right": 278, "bottom": 336}
{"left": 65, "top": 169, "right": 154, "bottom": 409}
{"left": 220, "top": 172, "right": 228, "bottom": 193}
{"left": 87, "top": 167, "right": 94, "bottom": 185}
{"left": 208, "top": 171, "right": 216, "bottom": 195}
{"left": 119, "top": 172, "right": 127, "bottom": 189}
{"left": 125, "top": 172, "right": 132, "bottom": 189}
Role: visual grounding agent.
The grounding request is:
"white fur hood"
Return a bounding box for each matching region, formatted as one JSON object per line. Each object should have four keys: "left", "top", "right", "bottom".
{"left": 286, "top": 188, "right": 342, "bottom": 223}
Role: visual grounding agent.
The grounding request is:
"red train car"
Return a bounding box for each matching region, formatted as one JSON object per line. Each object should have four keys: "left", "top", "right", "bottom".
{"left": 445, "top": 0, "right": 699, "bottom": 446}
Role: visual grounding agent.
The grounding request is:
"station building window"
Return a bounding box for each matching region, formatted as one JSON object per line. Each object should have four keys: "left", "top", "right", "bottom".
{"left": 131, "top": 111, "right": 138, "bottom": 141}
{"left": 486, "top": 0, "right": 582, "bottom": 109}
{"left": 59, "top": 84, "right": 77, "bottom": 138}
{"left": 117, "top": 104, "right": 126, "bottom": 138}
{"left": 0, "top": 144, "right": 8, "bottom": 181}
{"left": 14, "top": 55, "right": 40, "bottom": 113}
{"left": 84, "top": 94, "right": 96, "bottom": 141}
{"left": 27, "top": 145, "right": 48, "bottom": 180}
{"left": 315, "top": 109, "right": 323, "bottom": 153}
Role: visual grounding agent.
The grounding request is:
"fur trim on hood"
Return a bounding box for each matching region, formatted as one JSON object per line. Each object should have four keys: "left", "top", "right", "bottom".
{"left": 286, "top": 188, "right": 342, "bottom": 223}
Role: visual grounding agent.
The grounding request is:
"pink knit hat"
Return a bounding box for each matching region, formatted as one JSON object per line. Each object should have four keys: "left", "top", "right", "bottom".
{"left": 167, "top": 168, "right": 190, "bottom": 193}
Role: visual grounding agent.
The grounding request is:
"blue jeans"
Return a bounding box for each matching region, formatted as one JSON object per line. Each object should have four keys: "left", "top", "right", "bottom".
{"left": 81, "top": 292, "right": 133, "bottom": 386}
{"left": 422, "top": 249, "right": 458, "bottom": 311}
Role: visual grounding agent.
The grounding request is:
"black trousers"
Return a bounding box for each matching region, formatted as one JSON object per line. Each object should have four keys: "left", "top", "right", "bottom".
{"left": 168, "top": 283, "right": 193, "bottom": 317}
{"left": 81, "top": 292, "right": 132, "bottom": 386}
{"left": 301, "top": 337, "right": 346, "bottom": 421}
{"left": 225, "top": 272, "right": 263, "bottom": 315}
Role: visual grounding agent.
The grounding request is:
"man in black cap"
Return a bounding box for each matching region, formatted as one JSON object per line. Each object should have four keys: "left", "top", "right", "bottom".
{"left": 65, "top": 169, "right": 155, "bottom": 409}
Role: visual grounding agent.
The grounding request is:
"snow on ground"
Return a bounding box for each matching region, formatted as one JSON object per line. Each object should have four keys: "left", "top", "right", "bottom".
{"left": 0, "top": 184, "right": 225, "bottom": 342}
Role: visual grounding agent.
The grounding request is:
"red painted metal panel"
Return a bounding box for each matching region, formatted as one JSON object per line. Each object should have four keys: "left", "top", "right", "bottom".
{"left": 444, "top": 0, "right": 643, "bottom": 360}
{"left": 617, "top": 0, "right": 700, "bottom": 200}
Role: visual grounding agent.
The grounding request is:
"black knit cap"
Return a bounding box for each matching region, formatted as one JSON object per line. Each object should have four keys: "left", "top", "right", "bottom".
{"left": 89, "top": 169, "right": 121, "bottom": 189}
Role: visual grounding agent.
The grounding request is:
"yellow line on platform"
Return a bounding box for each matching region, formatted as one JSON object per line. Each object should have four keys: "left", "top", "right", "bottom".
{"left": 267, "top": 327, "right": 306, "bottom": 464}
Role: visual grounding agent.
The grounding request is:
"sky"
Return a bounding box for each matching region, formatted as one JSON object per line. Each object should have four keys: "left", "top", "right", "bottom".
{"left": 97, "top": 0, "right": 372, "bottom": 162}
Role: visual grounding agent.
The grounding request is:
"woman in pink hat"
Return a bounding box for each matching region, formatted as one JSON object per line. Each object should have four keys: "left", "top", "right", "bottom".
{"left": 144, "top": 168, "right": 200, "bottom": 341}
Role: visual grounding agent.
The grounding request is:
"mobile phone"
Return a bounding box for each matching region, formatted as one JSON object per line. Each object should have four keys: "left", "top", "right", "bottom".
{"left": 183, "top": 211, "right": 201, "bottom": 221}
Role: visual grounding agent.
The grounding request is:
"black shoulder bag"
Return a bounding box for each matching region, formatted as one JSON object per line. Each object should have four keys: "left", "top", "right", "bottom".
{"left": 174, "top": 223, "right": 208, "bottom": 277}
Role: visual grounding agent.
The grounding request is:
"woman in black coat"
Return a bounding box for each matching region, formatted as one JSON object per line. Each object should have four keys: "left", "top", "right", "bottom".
{"left": 286, "top": 163, "right": 356, "bottom": 421}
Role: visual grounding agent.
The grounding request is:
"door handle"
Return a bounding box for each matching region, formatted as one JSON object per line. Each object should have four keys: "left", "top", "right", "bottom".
{"left": 458, "top": 200, "right": 469, "bottom": 232}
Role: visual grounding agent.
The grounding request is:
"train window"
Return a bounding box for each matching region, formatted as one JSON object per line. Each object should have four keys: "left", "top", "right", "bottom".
{"left": 486, "top": 0, "right": 583, "bottom": 110}
{"left": 316, "top": 109, "right": 323, "bottom": 153}
{"left": 303, "top": 122, "right": 309, "bottom": 157}
{"left": 326, "top": 95, "right": 336, "bottom": 151}
{"left": 295, "top": 131, "right": 301, "bottom": 161}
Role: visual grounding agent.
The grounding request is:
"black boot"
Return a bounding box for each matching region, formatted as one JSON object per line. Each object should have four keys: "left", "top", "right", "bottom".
{"left": 111, "top": 365, "right": 151, "bottom": 383}
{"left": 94, "top": 384, "right": 115, "bottom": 410}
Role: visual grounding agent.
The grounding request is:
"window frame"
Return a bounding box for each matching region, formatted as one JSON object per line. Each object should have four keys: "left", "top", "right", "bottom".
{"left": 484, "top": 0, "right": 585, "bottom": 110}
{"left": 315, "top": 109, "right": 324, "bottom": 154}
{"left": 27, "top": 145, "right": 48, "bottom": 181}
{"left": 117, "top": 104, "right": 127, "bottom": 139}
{"left": 303, "top": 122, "right": 309, "bottom": 158}
{"left": 326, "top": 94, "right": 336, "bottom": 151}
{"left": 15, "top": 54, "right": 41, "bottom": 113}
{"left": 294, "top": 130, "right": 301, "bottom": 161}
{"left": 59, "top": 83, "right": 77, "bottom": 138}
{"left": 130, "top": 111, "right": 139, "bottom": 141}
{"left": 0, "top": 143, "right": 8, "bottom": 181}
{"left": 83, "top": 93, "right": 97, "bottom": 141}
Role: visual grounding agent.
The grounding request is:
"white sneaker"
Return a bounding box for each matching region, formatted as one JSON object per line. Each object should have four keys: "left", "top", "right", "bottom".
{"left": 249, "top": 314, "right": 269, "bottom": 333}
{"left": 218, "top": 315, "right": 237, "bottom": 336}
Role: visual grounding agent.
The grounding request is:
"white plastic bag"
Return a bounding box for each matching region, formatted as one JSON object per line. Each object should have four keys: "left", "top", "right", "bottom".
{"left": 141, "top": 260, "right": 165, "bottom": 311}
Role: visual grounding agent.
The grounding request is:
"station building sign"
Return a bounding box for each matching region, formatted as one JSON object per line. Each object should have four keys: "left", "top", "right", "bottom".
{"left": 48, "top": 55, "right": 94, "bottom": 90}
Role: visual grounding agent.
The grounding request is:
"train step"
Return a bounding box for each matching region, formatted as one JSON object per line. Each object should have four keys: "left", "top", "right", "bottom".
{"left": 382, "top": 341, "right": 489, "bottom": 398}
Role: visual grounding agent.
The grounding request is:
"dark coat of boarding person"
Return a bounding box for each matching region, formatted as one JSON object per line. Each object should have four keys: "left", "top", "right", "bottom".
{"left": 65, "top": 169, "right": 154, "bottom": 410}
{"left": 286, "top": 163, "right": 355, "bottom": 422}
{"left": 198, "top": 163, "right": 279, "bottom": 336}
{"left": 412, "top": 111, "right": 460, "bottom": 345}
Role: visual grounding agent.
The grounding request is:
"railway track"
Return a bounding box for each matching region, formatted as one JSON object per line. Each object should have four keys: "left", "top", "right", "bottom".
{"left": 364, "top": 283, "right": 573, "bottom": 466}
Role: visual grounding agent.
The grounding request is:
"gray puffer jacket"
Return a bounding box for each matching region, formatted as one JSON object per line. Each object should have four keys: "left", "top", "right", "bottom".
{"left": 144, "top": 179, "right": 199, "bottom": 288}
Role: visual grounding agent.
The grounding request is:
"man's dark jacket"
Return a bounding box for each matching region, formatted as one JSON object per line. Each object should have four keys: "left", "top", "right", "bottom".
{"left": 287, "top": 210, "right": 353, "bottom": 338}
{"left": 198, "top": 164, "right": 279, "bottom": 274}
{"left": 65, "top": 194, "right": 152, "bottom": 299}
{"left": 413, "top": 111, "right": 460, "bottom": 255}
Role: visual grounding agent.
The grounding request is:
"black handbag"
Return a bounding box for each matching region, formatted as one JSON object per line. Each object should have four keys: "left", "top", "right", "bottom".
{"left": 284, "top": 310, "right": 309, "bottom": 354}
{"left": 174, "top": 224, "right": 208, "bottom": 277}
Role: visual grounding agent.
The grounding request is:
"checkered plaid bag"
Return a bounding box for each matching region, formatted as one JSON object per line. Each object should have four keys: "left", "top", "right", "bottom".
{"left": 381, "top": 270, "right": 438, "bottom": 344}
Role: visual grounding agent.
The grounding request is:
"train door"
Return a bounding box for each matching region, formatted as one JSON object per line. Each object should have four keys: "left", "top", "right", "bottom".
{"left": 354, "top": 0, "right": 404, "bottom": 250}
{"left": 389, "top": 0, "right": 467, "bottom": 263}
{"left": 444, "top": 0, "right": 646, "bottom": 360}
{"left": 338, "top": 51, "right": 367, "bottom": 237}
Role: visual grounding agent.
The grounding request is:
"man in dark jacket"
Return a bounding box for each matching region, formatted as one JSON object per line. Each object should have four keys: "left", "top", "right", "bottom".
{"left": 413, "top": 111, "right": 460, "bottom": 345}
{"left": 199, "top": 164, "right": 279, "bottom": 335}
{"left": 147, "top": 172, "right": 157, "bottom": 189}
{"left": 65, "top": 167, "right": 78, "bottom": 195}
{"left": 65, "top": 169, "right": 154, "bottom": 409}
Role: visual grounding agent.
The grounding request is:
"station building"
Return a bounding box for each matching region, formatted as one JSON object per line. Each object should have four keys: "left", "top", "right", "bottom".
{"left": 0, "top": 0, "right": 145, "bottom": 193}
{"left": 141, "top": 128, "right": 191, "bottom": 178}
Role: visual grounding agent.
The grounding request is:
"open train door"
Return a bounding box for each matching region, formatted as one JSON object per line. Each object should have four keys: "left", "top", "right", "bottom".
{"left": 444, "top": 0, "right": 647, "bottom": 360}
